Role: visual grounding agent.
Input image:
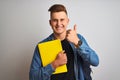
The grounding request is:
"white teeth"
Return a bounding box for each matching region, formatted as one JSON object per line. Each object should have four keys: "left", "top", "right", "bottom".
{"left": 57, "top": 27, "right": 62, "bottom": 30}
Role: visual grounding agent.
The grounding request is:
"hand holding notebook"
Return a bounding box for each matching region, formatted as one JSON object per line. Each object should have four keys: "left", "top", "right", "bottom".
{"left": 38, "top": 39, "right": 67, "bottom": 74}
{"left": 51, "top": 50, "right": 67, "bottom": 69}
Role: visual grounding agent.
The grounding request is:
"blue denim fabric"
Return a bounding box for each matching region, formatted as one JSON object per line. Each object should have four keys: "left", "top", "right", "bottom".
{"left": 29, "top": 33, "right": 99, "bottom": 80}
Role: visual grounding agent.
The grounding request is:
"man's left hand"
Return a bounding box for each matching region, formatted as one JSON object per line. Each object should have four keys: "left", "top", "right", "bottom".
{"left": 66, "top": 24, "right": 80, "bottom": 46}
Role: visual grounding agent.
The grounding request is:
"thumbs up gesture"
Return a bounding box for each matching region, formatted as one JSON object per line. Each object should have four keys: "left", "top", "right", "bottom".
{"left": 66, "top": 24, "right": 80, "bottom": 46}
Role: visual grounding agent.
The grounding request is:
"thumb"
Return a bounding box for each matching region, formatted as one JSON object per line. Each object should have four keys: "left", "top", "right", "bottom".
{"left": 73, "top": 24, "right": 77, "bottom": 32}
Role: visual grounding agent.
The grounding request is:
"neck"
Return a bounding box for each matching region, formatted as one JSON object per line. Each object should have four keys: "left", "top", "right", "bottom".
{"left": 53, "top": 32, "right": 66, "bottom": 40}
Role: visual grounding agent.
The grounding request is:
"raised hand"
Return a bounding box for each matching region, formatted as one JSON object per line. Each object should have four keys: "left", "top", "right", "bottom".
{"left": 66, "top": 24, "right": 80, "bottom": 46}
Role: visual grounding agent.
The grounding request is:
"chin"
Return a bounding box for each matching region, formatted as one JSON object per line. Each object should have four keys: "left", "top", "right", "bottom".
{"left": 54, "top": 31, "right": 63, "bottom": 35}
{"left": 54, "top": 29, "right": 66, "bottom": 34}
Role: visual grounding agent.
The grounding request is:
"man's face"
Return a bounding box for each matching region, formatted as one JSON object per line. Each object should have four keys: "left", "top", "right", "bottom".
{"left": 49, "top": 11, "right": 69, "bottom": 35}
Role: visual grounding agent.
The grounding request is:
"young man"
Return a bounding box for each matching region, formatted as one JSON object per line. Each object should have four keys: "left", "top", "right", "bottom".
{"left": 29, "top": 4, "right": 99, "bottom": 80}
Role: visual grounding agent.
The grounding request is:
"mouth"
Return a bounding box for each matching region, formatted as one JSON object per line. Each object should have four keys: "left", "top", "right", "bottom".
{"left": 56, "top": 25, "right": 63, "bottom": 30}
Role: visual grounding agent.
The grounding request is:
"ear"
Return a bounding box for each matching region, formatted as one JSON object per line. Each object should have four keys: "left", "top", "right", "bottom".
{"left": 67, "top": 18, "right": 70, "bottom": 25}
{"left": 49, "top": 20, "right": 52, "bottom": 26}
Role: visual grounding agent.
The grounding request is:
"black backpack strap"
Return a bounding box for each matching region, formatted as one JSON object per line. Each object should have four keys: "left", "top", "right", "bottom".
{"left": 78, "top": 55, "right": 92, "bottom": 80}
{"left": 82, "top": 61, "right": 92, "bottom": 80}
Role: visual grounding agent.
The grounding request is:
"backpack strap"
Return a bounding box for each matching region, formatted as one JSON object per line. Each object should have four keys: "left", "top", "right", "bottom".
{"left": 78, "top": 55, "right": 92, "bottom": 80}
{"left": 82, "top": 61, "right": 92, "bottom": 80}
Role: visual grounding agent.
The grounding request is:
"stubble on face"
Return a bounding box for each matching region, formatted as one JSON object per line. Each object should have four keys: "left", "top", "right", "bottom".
{"left": 50, "top": 11, "right": 69, "bottom": 36}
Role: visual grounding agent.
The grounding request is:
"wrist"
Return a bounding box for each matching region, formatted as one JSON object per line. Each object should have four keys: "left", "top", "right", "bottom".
{"left": 51, "top": 60, "right": 59, "bottom": 69}
{"left": 74, "top": 38, "right": 79, "bottom": 45}
{"left": 74, "top": 39, "right": 82, "bottom": 48}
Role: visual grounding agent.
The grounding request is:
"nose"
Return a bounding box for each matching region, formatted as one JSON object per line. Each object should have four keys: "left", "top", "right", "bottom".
{"left": 57, "top": 20, "right": 61, "bottom": 26}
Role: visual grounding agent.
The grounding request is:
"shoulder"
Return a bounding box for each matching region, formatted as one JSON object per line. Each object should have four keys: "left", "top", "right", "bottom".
{"left": 38, "top": 33, "right": 54, "bottom": 44}
{"left": 77, "top": 33, "right": 84, "bottom": 40}
{"left": 77, "top": 33, "right": 88, "bottom": 44}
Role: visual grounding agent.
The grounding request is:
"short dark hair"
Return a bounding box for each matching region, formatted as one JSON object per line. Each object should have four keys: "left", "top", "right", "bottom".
{"left": 48, "top": 4, "right": 67, "bottom": 15}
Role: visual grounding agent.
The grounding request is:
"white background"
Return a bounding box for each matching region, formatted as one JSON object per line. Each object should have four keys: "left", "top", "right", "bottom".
{"left": 0, "top": 0, "right": 120, "bottom": 80}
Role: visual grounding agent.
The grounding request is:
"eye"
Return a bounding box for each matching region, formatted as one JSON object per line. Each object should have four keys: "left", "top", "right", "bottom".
{"left": 52, "top": 19, "right": 57, "bottom": 22}
{"left": 61, "top": 19, "right": 64, "bottom": 22}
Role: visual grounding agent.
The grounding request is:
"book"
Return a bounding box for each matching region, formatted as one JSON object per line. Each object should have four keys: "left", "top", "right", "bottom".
{"left": 38, "top": 39, "right": 67, "bottom": 74}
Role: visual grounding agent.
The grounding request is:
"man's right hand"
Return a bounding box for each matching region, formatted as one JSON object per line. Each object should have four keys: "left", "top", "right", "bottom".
{"left": 51, "top": 50, "right": 67, "bottom": 69}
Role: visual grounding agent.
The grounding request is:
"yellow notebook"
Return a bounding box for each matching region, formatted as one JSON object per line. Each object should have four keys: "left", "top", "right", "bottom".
{"left": 38, "top": 39, "right": 67, "bottom": 74}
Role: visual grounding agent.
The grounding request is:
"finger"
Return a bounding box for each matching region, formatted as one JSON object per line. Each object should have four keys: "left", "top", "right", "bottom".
{"left": 58, "top": 51, "right": 64, "bottom": 56}
{"left": 73, "top": 24, "right": 77, "bottom": 32}
{"left": 63, "top": 54, "right": 67, "bottom": 59}
{"left": 61, "top": 50, "right": 65, "bottom": 54}
{"left": 66, "top": 29, "right": 71, "bottom": 34}
{"left": 63, "top": 52, "right": 66, "bottom": 54}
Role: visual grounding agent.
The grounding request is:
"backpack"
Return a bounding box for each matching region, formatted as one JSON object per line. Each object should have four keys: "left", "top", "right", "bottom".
{"left": 78, "top": 55, "right": 92, "bottom": 80}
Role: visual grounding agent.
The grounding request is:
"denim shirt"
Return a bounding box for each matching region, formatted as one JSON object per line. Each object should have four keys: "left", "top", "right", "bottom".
{"left": 29, "top": 33, "right": 99, "bottom": 80}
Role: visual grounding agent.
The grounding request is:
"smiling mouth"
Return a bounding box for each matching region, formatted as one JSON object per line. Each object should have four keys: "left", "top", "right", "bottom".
{"left": 56, "top": 25, "right": 63, "bottom": 30}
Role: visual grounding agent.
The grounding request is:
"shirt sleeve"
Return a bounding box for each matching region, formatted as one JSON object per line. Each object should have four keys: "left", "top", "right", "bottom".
{"left": 29, "top": 46, "right": 55, "bottom": 80}
{"left": 76, "top": 34, "right": 99, "bottom": 66}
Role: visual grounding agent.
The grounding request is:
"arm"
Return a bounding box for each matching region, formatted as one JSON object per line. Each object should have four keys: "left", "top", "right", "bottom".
{"left": 29, "top": 46, "right": 55, "bottom": 80}
{"left": 29, "top": 46, "right": 67, "bottom": 80}
{"left": 76, "top": 34, "right": 99, "bottom": 66}
{"left": 66, "top": 25, "right": 99, "bottom": 66}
